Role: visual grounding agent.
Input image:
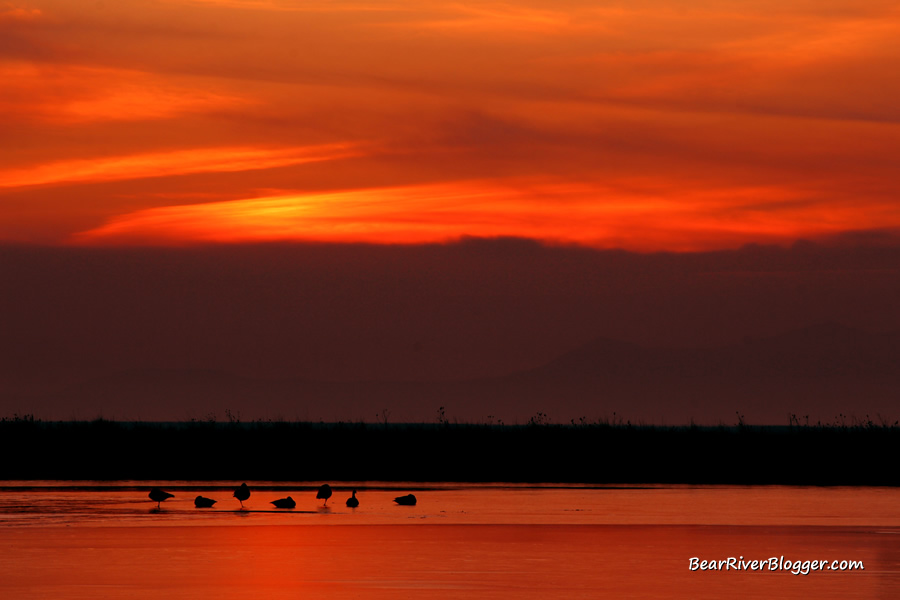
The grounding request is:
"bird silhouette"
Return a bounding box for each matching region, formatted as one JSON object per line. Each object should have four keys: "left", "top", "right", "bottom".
{"left": 234, "top": 483, "right": 250, "bottom": 508}
{"left": 346, "top": 490, "right": 359, "bottom": 508}
{"left": 194, "top": 496, "right": 217, "bottom": 508}
{"left": 149, "top": 488, "right": 174, "bottom": 509}
{"left": 394, "top": 493, "right": 417, "bottom": 506}
{"left": 271, "top": 496, "right": 296, "bottom": 509}
{"left": 316, "top": 484, "right": 333, "bottom": 506}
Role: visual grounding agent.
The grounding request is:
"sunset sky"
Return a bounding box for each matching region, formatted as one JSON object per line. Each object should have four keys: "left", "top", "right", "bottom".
{"left": 4, "top": 0, "right": 900, "bottom": 250}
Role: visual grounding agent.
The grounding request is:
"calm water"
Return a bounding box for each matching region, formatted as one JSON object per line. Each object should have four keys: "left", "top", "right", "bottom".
{"left": 0, "top": 482, "right": 897, "bottom": 598}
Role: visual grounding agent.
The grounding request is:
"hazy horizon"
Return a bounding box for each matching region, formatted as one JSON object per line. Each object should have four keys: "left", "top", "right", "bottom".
{"left": 2, "top": 237, "right": 898, "bottom": 424}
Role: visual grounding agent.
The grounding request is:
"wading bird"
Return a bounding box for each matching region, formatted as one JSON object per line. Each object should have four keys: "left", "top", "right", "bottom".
{"left": 234, "top": 483, "right": 250, "bottom": 508}
{"left": 394, "top": 493, "right": 416, "bottom": 506}
{"left": 316, "top": 484, "right": 332, "bottom": 506}
{"left": 149, "top": 488, "right": 174, "bottom": 509}
{"left": 194, "top": 496, "right": 217, "bottom": 508}
{"left": 346, "top": 490, "right": 359, "bottom": 508}
{"left": 271, "top": 496, "right": 296, "bottom": 509}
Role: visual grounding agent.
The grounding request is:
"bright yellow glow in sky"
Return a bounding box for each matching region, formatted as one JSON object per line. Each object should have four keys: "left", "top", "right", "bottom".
{"left": 3, "top": 1, "right": 900, "bottom": 249}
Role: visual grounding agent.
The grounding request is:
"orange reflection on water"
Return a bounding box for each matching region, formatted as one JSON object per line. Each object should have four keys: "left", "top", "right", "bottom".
{"left": 1, "top": 485, "right": 898, "bottom": 598}
{"left": 0, "top": 524, "right": 895, "bottom": 599}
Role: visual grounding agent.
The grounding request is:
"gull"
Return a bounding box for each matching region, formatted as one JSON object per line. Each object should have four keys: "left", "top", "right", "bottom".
{"left": 149, "top": 488, "right": 174, "bottom": 509}
{"left": 194, "top": 496, "right": 217, "bottom": 508}
{"left": 316, "top": 484, "right": 333, "bottom": 506}
{"left": 271, "top": 496, "right": 296, "bottom": 509}
{"left": 234, "top": 483, "right": 251, "bottom": 508}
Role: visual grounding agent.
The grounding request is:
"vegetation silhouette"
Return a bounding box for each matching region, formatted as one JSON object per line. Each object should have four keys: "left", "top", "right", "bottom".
{"left": 234, "top": 483, "right": 250, "bottom": 508}
{"left": 194, "top": 495, "right": 217, "bottom": 508}
{"left": 346, "top": 490, "right": 359, "bottom": 508}
{"left": 149, "top": 487, "right": 173, "bottom": 508}
{"left": 271, "top": 496, "right": 296, "bottom": 509}
{"left": 317, "top": 484, "right": 333, "bottom": 506}
{"left": 394, "top": 493, "right": 417, "bottom": 506}
{"left": 2, "top": 418, "right": 899, "bottom": 484}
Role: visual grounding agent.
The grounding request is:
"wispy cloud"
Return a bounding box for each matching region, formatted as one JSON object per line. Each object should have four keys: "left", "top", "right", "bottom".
{"left": 70, "top": 177, "right": 897, "bottom": 251}
{"left": 399, "top": 3, "right": 571, "bottom": 33}
{"left": 0, "top": 143, "right": 362, "bottom": 189}
{"left": 163, "top": 0, "right": 402, "bottom": 12}
{"left": 0, "top": 4, "right": 41, "bottom": 22}
{"left": 5, "top": 0, "right": 900, "bottom": 248}
{"left": 1, "top": 62, "right": 252, "bottom": 123}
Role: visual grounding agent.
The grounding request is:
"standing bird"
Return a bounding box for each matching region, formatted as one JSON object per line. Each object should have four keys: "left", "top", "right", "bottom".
{"left": 234, "top": 483, "right": 251, "bottom": 508}
{"left": 271, "top": 496, "right": 296, "bottom": 509}
{"left": 393, "top": 493, "right": 417, "bottom": 506}
{"left": 316, "top": 484, "right": 333, "bottom": 506}
{"left": 149, "top": 488, "right": 174, "bottom": 509}
{"left": 346, "top": 490, "right": 359, "bottom": 508}
{"left": 194, "top": 496, "right": 217, "bottom": 508}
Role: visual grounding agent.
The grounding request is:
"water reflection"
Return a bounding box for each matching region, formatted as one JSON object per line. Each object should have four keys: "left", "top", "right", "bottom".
{"left": 1, "top": 483, "right": 899, "bottom": 528}
{"left": 0, "top": 483, "right": 897, "bottom": 599}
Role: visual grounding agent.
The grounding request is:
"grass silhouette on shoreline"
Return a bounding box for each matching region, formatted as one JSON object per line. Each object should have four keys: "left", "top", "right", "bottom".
{"left": 1, "top": 416, "right": 897, "bottom": 485}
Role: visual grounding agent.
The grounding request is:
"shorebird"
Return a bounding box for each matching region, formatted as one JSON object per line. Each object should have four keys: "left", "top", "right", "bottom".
{"left": 316, "top": 484, "right": 332, "bottom": 506}
{"left": 393, "top": 493, "right": 416, "bottom": 506}
{"left": 346, "top": 490, "right": 359, "bottom": 508}
{"left": 234, "top": 483, "right": 250, "bottom": 508}
{"left": 271, "top": 496, "right": 296, "bottom": 509}
{"left": 149, "top": 488, "right": 174, "bottom": 509}
{"left": 194, "top": 496, "right": 217, "bottom": 508}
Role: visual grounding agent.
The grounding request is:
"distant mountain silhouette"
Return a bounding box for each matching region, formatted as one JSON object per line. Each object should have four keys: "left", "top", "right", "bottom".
{"left": 516, "top": 322, "right": 899, "bottom": 382}
{"left": 8, "top": 324, "right": 899, "bottom": 425}
{"left": 484, "top": 322, "right": 900, "bottom": 424}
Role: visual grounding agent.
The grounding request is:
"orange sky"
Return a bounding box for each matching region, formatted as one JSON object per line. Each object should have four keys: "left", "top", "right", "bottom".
{"left": 3, "top": 0, "right": 900, "bottom": 250}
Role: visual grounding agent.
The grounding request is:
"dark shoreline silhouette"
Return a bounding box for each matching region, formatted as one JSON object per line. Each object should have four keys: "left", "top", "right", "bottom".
{"left": 0, "top": 419, "right": 897, "bottom": 485}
